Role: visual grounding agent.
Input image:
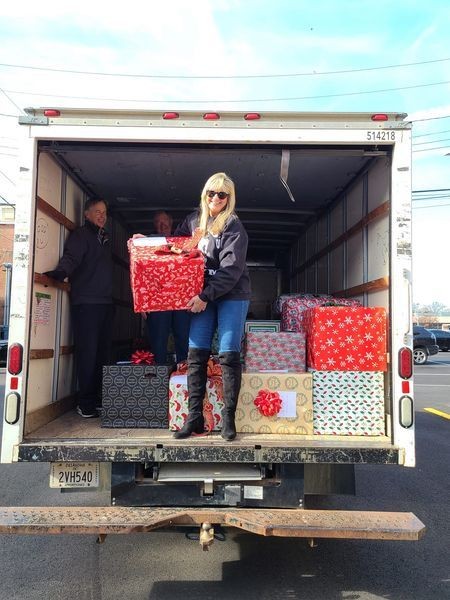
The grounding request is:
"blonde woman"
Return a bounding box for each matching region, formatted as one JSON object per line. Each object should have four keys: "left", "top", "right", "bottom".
{"left": 174, "top": 172, "right": 251, "bottom": 440}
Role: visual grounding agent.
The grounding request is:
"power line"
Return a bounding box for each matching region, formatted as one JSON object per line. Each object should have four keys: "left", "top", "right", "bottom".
{"left": 412, "top": 195, "right": 450, "bottom": 201}
{"left": 410, "top": 114, "right": 450, "bottom": 123}
{"left": 0, "top": 195, "right": 15, "bottom": 208}
{"left": 412, "top": 145, "right": 450, "bottom": 153}
{"left": 4, "top": 79, "right": 450, "bottom": 105}
{"left": 413, "top": 203, "right": 450, "bottom": 209}
{"left": 413, "top": 188, "right": 450, "bottom": 193}
{"left": 412, "top": 137, "right": 450, "bottom": 146}
{"left": 0, "top": 85, "right": 25, "bottom": 115}
{"left": 0, "top": 169, "right": 15, "bottom": 186}
{"left": 1, "top": 57, "right": 450, "bottom": 80}
{"left": 413, "top": 129, "right": 450, "bottom": 138}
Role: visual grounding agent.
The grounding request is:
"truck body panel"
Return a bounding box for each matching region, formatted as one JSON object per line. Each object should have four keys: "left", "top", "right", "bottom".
{"left": 2, "top": 109, "right": 415, "bottom": 484}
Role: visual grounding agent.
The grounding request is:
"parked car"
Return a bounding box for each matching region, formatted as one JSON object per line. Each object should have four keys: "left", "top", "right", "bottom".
{"left": 0, "top": 339, "right": 7, "bottom": 367}
{"left": 427, "top": 328, "right": 450, "bottom": 352}
{"left": 413, "top": 326, "right": 439, "bottom": 364}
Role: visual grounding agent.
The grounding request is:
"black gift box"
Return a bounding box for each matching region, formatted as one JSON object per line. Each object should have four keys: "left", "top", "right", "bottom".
{"left": 101, "top": 364, "right": 174, "bottom": 428}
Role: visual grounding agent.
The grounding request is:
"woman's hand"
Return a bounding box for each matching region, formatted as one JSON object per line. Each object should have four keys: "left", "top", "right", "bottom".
{"left": 187, "top": 295, "right": 207, "bottom": 313}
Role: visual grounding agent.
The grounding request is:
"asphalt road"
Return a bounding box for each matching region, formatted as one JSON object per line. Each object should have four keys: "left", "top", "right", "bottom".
{"left": 0, "top": 358, "right": 449, "bottom": 600}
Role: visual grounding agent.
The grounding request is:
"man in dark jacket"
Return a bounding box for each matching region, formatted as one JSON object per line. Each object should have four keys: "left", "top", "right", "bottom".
{"left": 45, "top": 198, "right": 113, "bottom": 418}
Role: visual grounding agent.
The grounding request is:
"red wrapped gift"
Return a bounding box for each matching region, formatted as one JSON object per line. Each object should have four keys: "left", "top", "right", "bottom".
{"left": 281, "top": 294, "right": 360, "bottom": 333}
{"left": 128, "top": 236, "right": 204, "bottom": 312}
{"left": 305, "top": 306, "right": 387, "bottom": 371}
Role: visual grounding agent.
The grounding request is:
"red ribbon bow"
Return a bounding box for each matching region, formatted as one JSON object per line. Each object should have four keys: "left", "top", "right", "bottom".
{"left": 154, "top": 245, "right": 202, "bottom": 260}
{"left": 131, "top": 350, "right": 155, "bottom": 365}
{"left": 173, "top": 357, "right": 221, "bottom": 377}
{"left": 254, "top": 389, "right": 283, "bottom": 417}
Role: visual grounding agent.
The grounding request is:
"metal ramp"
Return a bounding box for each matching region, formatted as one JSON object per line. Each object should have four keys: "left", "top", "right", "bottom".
{"left": 0, "top": 506, "right": 425, "bottom": 541}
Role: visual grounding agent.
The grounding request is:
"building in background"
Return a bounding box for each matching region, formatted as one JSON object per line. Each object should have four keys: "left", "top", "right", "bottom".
{"left": 0, "top": 197, "right": 15, "bottom": 336}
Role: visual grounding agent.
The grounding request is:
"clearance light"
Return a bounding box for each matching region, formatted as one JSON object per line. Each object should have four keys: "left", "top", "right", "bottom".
{"left": 371, "top": 114, "right": 388, "bottom": 121}
{"left": 203, "top": 113, "right": 220, "bottom": 120}
{"left": 162, "top": 112, "right": 179, "bottom": 119}
{"left": 8, "top": 343, "right": 23, "bottom": 376}
{"left": 401, "top": 381, "right": 410, "bottom": 394}
{"left": 398, "top": 347, "right": 413, "bottom": 379}
{"left": 5, "top": 392, "right": 20, "bottom": 424}
{"left": 43, "top": 109, "right": 61, "bottom": 117}
{"left": 244, "top": 113, "right": 261, "bottom": 120}
{"left": 399, "top": 395, "right": 414, "bottom": 428}
{"left": 10, "top": 376, "right": 19, "bottom": 390}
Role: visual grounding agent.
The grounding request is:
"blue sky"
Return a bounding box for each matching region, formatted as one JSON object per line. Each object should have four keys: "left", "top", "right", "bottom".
{"left": 0, "top": 0, "right": 449, "bottom": 304}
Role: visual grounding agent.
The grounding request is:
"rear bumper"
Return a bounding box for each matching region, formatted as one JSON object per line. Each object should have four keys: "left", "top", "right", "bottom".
{"left": 428, "top": 344, "right": 439, "bottom": 356}
{"left": 0, "top": 506, "right": 425, "bottom": 541}
{"left": 17, "top": 441, "right": 400, "bottom": 464}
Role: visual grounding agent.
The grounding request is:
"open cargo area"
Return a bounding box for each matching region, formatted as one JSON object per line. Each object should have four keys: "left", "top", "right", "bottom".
{"left": 2, "top": 110, "right": 414, "bottom": 470}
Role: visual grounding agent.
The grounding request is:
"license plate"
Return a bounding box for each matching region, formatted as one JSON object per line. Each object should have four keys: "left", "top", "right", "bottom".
{"left": 50, "top": 462, "right": 100, "bottom": 488}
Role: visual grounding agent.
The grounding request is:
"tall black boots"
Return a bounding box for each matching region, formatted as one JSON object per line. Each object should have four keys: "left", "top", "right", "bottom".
{"left": 173, "top": 348, "right": 210, "bottom": 439}
{"left": 219, "top": 351, "right": 242, "bottom": 441}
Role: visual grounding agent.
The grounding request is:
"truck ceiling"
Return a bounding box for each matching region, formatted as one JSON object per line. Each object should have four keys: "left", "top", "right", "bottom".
{"left": 39, "top": 140, "right": 387, "bottom": 262}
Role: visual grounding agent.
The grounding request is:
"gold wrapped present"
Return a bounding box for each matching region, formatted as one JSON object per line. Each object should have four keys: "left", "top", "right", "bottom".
{"left": 235, "top": 372, "right": 313, "bottom": 434}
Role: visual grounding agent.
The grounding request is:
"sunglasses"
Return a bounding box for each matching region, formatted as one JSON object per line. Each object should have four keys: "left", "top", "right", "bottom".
{"left": 206, "top": 190, "right": 229, "bottom": 200}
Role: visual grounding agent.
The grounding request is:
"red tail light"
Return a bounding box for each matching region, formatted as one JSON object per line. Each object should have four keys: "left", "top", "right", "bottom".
{"left": 203, "top": 113, "right": 220, "bottom": 120}
{"left": 163, "top": 112, "right": 179, "bottom": 119}
{"left": 398, "top": 347, "right": 413, "bottom": 379}
{"left": 244, "top": 113, "right": 261, "bottom": 120}
{"left": 8, "top": 343, "right": 23, "bottom": 376}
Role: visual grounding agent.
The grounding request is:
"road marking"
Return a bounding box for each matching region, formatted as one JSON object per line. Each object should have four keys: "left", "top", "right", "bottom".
{"left": 423, "top": 408, "right": 450, "bottom": 420}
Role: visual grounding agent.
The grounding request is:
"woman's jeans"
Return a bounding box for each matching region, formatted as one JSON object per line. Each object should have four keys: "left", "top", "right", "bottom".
{"left": 189, "top": 299, "right": 250, "bottom": 352}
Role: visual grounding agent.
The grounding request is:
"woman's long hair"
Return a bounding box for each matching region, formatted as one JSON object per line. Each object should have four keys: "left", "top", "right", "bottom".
{"left": 198, "top": 172, "right": 236, "bottom": 236}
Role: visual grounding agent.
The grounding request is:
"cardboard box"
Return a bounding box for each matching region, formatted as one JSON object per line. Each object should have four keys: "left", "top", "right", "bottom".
{"left": 311, "top": 369, "right": 385, "bottom": 436}
{"left": 128, "top": 236, "right": 204, "bottom": 312}
{"left": 101, "top": 364, "right": 173, "bottom": 428}
{"left": 169, "top": 374, "right": 224, "bottom": 431}
{"left": 244, "top": 331, "right": 306, "bottom": 372}
{"left": 235, "top": 372, "right": 313, "bottom": 434}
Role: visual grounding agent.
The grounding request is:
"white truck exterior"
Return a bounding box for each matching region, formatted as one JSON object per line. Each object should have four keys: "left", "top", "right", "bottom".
{"left": 0, "top": 109, "right": 423, "bottom": 542}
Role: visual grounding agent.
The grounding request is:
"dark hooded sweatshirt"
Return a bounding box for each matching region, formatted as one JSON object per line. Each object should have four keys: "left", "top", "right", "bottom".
{"left": 175, "top": 211, "right": 251, "bottom": 303}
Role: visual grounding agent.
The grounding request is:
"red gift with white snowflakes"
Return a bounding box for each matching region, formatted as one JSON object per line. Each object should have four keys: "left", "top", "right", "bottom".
{"left": 243, "top": 331, "right": 306, "bottom": 372}
{"left": 128, "top": 237, "right": 204, "bottom": 312}
{"left": 280, "top": 294, "right": 360, "bottom": 334}
{"left": 305, "top": 305, "right": 387, "bottom": 371}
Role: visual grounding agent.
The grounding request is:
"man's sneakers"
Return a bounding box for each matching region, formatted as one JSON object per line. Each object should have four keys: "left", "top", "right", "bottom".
{"left": 76, "top": 405, "right": 99, "bottom": 418}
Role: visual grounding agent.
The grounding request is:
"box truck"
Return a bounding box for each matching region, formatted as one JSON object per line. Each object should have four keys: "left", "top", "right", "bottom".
{"left": 0, "top": 108, "right": 424, "bottom": 546}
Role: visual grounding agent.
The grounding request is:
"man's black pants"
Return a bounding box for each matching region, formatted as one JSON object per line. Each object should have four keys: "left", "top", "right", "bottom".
{"left": 71, "top": 304, "right": 114, "bottom": 411}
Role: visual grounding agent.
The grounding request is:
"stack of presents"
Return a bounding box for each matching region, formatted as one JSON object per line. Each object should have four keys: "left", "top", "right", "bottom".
{"left": 101, "top": 236, "right": 387, "bottom": 437}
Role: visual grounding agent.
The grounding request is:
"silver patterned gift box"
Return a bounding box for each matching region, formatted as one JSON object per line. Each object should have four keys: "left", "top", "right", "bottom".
{"left": 310, "top": 369, "right": 385, "bottom": 436}
{"left": 243, "top": 331, "right": 306, "bottom": 372}
{"left": 101, "top": 364, "right": 173, "bottom": 428}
